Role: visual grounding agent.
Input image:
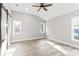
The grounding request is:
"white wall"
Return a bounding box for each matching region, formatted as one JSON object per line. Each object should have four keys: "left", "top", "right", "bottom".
{"left": 46, "top": 10, "right": 79, "bottom": 48}
{"left": 12, "top": 11, "right": 46, "bottom": 42}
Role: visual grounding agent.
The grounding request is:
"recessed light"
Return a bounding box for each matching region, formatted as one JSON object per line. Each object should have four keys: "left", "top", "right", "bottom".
{"left": 25, "top": 8, "right": 29, "bottom": 11}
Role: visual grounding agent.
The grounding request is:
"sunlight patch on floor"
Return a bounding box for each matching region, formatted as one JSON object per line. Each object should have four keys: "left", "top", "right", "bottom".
{"left": 5, "top": 48, "right": 16, "bottom": 56}
{"left": 46, "top": 41, "right": 68, "bottom": 55}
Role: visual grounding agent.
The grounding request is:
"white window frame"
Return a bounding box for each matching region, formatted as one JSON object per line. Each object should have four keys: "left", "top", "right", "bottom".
{"left": 71, "top": 16, "right": 79, "bottom": 41}
{"left": 40, "top": 23, "right": 45, "bottom": 33}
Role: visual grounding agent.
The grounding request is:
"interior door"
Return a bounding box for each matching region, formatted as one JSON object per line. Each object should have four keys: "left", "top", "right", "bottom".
{"left": 0, "top": 3, "right": 8, "bottom": 56}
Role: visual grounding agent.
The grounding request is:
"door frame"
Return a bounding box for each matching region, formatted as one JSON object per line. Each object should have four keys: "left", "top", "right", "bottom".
{"left": 0, "top": 3, "right": 8, "bottom": 56}
{"left": 0, "top": 3, "right": 11, "bottom": 56}
{"left": 0, "top": 3, "right": 2, "bottom": 52}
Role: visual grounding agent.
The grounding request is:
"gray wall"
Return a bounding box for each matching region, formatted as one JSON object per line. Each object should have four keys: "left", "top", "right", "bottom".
{"left": 12, "top": 11, "right": 46, "bottom": 42}
{"left": 46, "top": 10, "right": 79, "bottom": 48}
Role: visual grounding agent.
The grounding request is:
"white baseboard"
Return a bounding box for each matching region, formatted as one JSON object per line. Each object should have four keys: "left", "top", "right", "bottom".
{"left": 11, "top": 37, "right": 46, "bottom": 43}
{"left": 47, "top": 37, "right": 79, "bottom": 49}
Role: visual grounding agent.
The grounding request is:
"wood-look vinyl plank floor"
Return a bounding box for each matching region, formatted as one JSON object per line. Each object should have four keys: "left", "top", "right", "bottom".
{"left": 6, "top": 39, "right": 79, "bottom": 56}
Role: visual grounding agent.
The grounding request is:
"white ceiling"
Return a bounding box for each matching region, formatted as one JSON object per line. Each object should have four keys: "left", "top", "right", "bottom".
{"left": 8, "top": 3, "right": 79, "bottom": 20}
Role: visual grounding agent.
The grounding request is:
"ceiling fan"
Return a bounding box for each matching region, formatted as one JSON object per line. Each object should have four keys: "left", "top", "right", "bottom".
{"left": 32, "top": 3, "right": 53, "bottom": 12}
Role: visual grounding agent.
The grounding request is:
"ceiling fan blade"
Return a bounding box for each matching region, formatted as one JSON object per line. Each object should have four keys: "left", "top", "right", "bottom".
{"left": 44, "top": 4, "right": 52, "bottom": 7}
{"left": 32, "top": 5, "right": 40, "bottom": 7}
{"left": 37, "top": 7, "right": 42, "bottom": 12}
{"left": 43, "top": 7, "right": 47, "bottom": 11}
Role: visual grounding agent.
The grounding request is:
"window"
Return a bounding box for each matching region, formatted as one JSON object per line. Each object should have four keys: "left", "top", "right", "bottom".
{"left": 72, "top": 16, "right": 79, "bottom": 41}
{"left": 13, "top": 20, "right": 22, "bottom": 35}
{"left": 40, "top": 23, "right": 45, "bottom": 33}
